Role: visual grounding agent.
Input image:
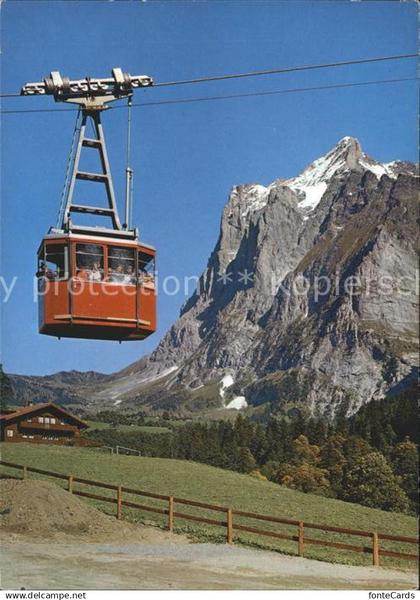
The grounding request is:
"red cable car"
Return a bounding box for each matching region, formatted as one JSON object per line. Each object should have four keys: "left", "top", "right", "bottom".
{"left": 22, "top": 69, "right": 157, "bottom": 342}
{"left": 37, "top": 234, "right": 156, "bottom": 341}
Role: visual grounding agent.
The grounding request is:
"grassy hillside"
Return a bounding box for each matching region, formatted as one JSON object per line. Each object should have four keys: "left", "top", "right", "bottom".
{"left": 1, "top": 443, "right": 417, "bottom": 569}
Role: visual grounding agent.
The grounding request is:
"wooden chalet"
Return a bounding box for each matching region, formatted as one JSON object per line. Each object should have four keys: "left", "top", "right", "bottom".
{"left": 0, "top": 402, "right": 88, "bottom": 445}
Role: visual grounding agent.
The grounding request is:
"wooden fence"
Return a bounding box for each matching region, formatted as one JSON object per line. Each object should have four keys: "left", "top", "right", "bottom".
{"left": 1, "top": 460, "right": 418, "bottom": 567}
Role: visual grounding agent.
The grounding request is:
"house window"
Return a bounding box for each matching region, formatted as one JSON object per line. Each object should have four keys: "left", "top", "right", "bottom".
{"left": 38, "top": 416, "right": 44, "bottom": 423}
{"left": 44, "top": 417, "right": 50, "bottom": 424}
{"left": 7, "top": 430, "right": 13, "bottom": 437}
{"left": 50, "top": 417, "right": 56, "bottom": 424}
{"left": 27, "top": 418, "right": 32, "bottom": 422}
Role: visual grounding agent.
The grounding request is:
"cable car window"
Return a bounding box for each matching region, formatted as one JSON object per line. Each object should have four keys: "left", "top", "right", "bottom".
{"left": 75, "top": 244, "right": 104, "bottom": 281}
{"left": 138, "top": 251, "right": 155, "bottom": 285}
{"left": 38, "top": 244, "right": 67, "bottom": 280}
{"left": 108, "top": 246, "right": 135, "bottom": 284}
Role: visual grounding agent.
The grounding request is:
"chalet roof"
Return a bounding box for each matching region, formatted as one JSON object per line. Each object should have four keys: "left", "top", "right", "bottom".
{"left": 0, "top": 402, "right": 88, "bottom": 428}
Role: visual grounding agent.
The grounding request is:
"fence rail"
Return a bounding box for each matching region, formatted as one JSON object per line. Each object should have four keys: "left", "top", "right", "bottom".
{"left": 1, "top": 459, "right": 418, "bottom": 567}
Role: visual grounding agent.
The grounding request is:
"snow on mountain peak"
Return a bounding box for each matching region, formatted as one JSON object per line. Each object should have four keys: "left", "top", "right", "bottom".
{"left": 284, "top": 137, "right": 397, "bottom": 214}
{"left": 359, "top": 155, "right": 399, "bottom": 180}
{"left": 235, "top": 137, "right": 400, "bottom": 221}
{"left": 239, "top": 184, "right": 270, "bottom": 217}
{"left": 284, "top": 137, "right": 360, "bottom": 212}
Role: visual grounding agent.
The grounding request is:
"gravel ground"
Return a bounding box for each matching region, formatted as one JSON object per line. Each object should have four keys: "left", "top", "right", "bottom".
{"left": 1, "top": 537, "right": 417, "bottom": 590}
{"left": 0, "top": 478, "right": 417, "bottom": 590}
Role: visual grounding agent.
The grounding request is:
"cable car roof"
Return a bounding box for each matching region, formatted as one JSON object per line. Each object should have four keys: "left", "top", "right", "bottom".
{"left": 38, "top": 229, "right": 156, "bottom": 252}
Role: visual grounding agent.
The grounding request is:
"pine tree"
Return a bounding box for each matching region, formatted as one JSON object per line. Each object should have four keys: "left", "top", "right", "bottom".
{"left": 292, "top": 411, "right": 306, "bottom": 438}
{"left": 0, "top": 364, "right": 15, "bottom": 411}
{"left": 319, "top": 434, "right": 347, "bottom": 495}
{"left": 234, "top": 414, "right": 254, "bottom": 448}
{"left": 235, "top": 447, "right": 257, "bottom": 473}
{"left": 249, "top": 423, "right": 269, "bottom": 464}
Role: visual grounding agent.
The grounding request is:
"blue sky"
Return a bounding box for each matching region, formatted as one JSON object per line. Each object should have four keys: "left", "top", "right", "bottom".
{"left": 0, "top": 0, "right": 417, "bottom": 376}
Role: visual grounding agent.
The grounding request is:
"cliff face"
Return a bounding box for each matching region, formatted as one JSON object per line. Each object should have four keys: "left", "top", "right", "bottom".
{"left": 11, "top": 138, "right": 419, "bottom": 418}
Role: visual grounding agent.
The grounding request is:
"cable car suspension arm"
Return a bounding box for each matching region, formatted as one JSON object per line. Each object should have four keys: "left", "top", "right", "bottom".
{"left": 21, "top": 68, "right": 153, "bottom": 237}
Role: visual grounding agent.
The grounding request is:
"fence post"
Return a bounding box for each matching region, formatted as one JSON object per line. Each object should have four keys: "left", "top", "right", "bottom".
{"left": 22, "top": 465, "right": 27, "bottom": 480}
{"left": 227, "top": 508, "right": 233, "bottom": 544}
{"left": 372, "top": 532, "right": 380, "bottom": 567}
{"left": 298, "top": 521, "right": 305, "bottom": 557}
{"left": 117, "top": 485, "right": 122, "bottom": 520}
{"left": 168, "top": 496, "right": 174, "bottom": 532}
{"left": 68, "top": 475, "right": 74, "bottom": 493}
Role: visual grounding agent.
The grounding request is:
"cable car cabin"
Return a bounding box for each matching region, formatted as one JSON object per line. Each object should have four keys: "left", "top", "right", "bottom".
{"left": 37, "top": 233, "right": 156, "bottom": 341}
{"left": 23, "top": 68, "right": 158, "bottom": 342}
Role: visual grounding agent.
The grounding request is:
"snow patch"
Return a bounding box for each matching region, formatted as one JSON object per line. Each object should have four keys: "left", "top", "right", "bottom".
{"left": 284, "top": 141, "right": 350, "bottom": 213}
{"left": 240, "top": 185, "right": 270, "bottom": 217}
{"left": 236, "top": 138, "right": 400, "bottom": 223}
{"left": 384, "top": 161, "right": 398, "bottom": 174}
{"left": 292, "top": 182, "right": 328, "bottom": 211}
{"left": 284, "top": 138, "right": 399, "bottom": 215}
{"left": 219, "top": 374, "right": 248, "bottom": 410}
{"left": 290, "top": 156, "right": 346, "bottom": 189}
{"left": 219, "top": 374, "right": 234, "bottom": 398}
{"left": 360, "top": 156, "right": 398, "bottom": 180}
{"left": 362, "top": 161, "right": 387, "bottom": 179}
{"left": 225, "top": 396, "right": 248, "bottom": 410}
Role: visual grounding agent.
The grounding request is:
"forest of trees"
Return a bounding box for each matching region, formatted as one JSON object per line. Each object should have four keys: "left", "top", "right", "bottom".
{"left": 0, "top": 364, "right": 15, "bottom": 412}
{"left": 86, "top": 386, "right": 418, "bottom": 515}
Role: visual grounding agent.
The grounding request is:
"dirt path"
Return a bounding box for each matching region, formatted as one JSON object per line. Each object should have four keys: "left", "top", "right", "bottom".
{"left": 1, "top": 538, "right": 417, "bottom": 590}
{"left": 0, "top": 479, "right": 417, "bottom": 590}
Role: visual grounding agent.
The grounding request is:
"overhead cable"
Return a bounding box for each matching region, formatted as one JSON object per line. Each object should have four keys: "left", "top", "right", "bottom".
{"left": 1, "top": 77, "right": 417, "bottom": 115}
{"left": 0, "top": 53, "right": 416, "bottom": 99}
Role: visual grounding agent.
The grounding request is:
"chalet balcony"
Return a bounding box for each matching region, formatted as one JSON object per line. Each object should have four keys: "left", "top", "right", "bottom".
{"left": 18, "top": 420, "right": 78, "bottom": 433}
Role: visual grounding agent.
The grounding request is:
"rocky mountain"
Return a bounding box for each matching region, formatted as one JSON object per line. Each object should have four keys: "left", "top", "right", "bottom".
{"left": 10, "top": 137, "right": 418, "bottom": 419}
